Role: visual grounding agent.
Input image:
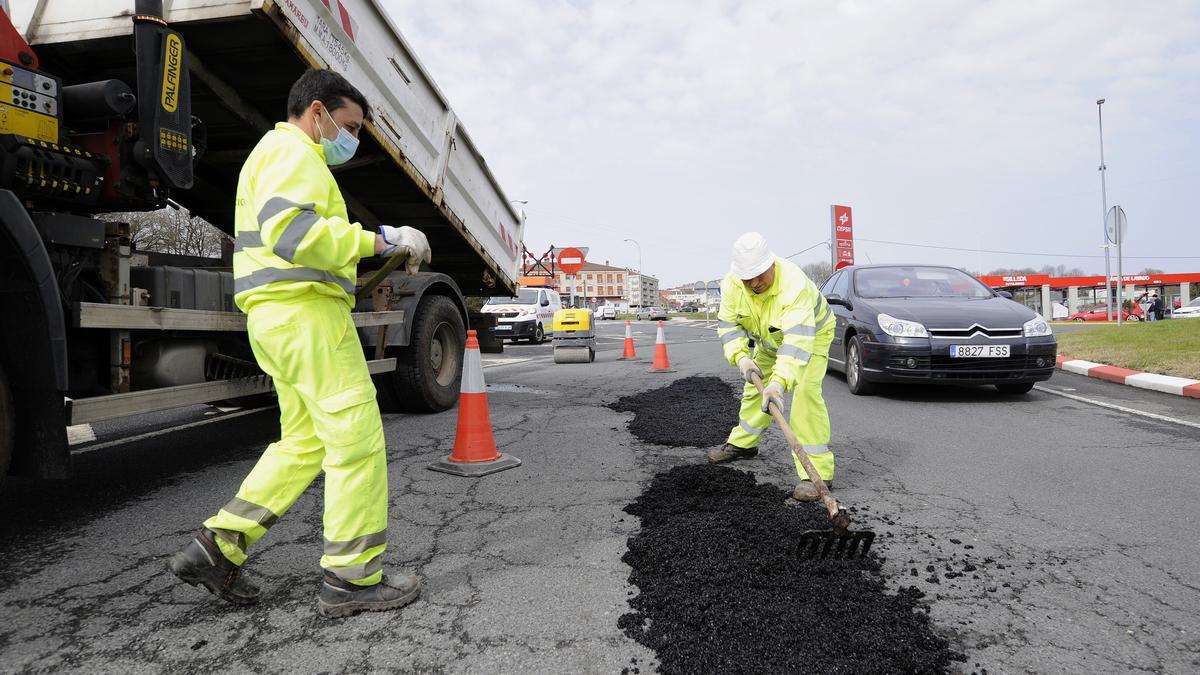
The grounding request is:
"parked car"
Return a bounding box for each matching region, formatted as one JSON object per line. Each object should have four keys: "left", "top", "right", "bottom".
{"left": 596, "top": 305, "right": 618, "bottom": 320}
{"left": 1066, "top": 304, "right": 1142, "bottom": 322}
{"left": 636, "top": 306, "right": 668, "bottom": 321}
{"left": 1173, "top": 297, "right": 1200, "bottom": 319}
{"left": 820, "top": 265, "right": 1057, "bottom": 395}
{"left": 481, "top": 287, "right": 562, "bottom": 343}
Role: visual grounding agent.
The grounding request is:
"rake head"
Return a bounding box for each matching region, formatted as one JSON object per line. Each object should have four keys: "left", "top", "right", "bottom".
{"left": 797, "top": 528, "right": 876, "bottom": 560}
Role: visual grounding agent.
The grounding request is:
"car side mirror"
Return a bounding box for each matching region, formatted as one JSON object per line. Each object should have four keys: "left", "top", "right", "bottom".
{"left": 996, "top": 291, "right": 1013, "bottom": 299}
{"left": 826, "top": 295, "right": 851, "bottom": 309}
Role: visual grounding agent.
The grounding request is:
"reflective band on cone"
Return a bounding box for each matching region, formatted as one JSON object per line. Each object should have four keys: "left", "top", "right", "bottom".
{"left": 620, "top": 319, "right": 638, "bottom": 360}
{"left": 428, "top": 330, "right": 522, "bottom": 477}
{"left": 649, "top": 321, "right": 675, "bottom": 373}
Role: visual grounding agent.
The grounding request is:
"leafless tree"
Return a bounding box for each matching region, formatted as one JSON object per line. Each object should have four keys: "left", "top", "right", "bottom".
{"left": 801, "top": 261, "right": 833, "bottom": 287}
{"left": 101, "top": 207, "right": 228, "bottom": 258}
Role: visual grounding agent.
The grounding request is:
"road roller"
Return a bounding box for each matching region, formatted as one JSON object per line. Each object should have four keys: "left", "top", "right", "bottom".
{"left": 552, "top": 308, "right": 596, "bottom": 363}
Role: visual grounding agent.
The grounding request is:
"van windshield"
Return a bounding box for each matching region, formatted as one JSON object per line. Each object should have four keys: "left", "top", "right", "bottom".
{"left": 486, "top": 288, "right": 540, "bottom": 305}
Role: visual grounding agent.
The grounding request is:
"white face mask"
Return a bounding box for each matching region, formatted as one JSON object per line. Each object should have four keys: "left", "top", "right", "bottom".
{"left": 314, "top": 105, "right": 359, "bottom": 166}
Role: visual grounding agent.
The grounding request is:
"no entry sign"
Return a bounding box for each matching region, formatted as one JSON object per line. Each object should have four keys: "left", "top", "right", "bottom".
{"left": 830, "top": 205, "right": 854, "bottom": 270}
{"left": 558, "top": 247, "right": 586, "bottom": 275}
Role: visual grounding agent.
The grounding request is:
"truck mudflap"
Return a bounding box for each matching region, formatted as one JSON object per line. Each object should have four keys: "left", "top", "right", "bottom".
{"left": 0, "top": 189, "right": 70, "bottom": 477}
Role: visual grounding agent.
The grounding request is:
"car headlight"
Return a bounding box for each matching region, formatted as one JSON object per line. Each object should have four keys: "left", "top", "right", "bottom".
{"left": 877, "top": 313, "right": 928, "bottom": 338}
{"left": 1023, "top": 317, "right": 1052, "bottom": 337}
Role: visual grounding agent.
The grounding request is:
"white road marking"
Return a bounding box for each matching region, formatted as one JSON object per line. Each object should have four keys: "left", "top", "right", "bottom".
{"left": 71, "top": 406, "right": 276, "bottom": 455}
{"left": 481, "top": 357, "right": 533, "bottom": 369}
{"left": 66, "top": 424, "right": 96, "bottom": 446}
{"left": 1033, "top": 385, "right": 1200, "bottom": 431}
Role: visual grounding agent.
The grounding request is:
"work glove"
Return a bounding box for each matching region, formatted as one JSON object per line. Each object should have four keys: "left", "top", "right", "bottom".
{"left": 760, "top": 380, "right": 785, "bottom": 414}
{"left": 379, "top": 225, "right": 432, "bottom": 274}
{"left": 737, "top": 356, "right": 762, "bottom": 385}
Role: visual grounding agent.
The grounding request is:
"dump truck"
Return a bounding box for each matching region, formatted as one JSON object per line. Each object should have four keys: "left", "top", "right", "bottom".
{"left": 0, "top": 0, "right": 524, "bottom": 487}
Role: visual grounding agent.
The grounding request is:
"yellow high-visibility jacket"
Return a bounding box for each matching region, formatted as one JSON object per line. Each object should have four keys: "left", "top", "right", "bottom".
{"left": 717, "top": 258, "right": 833, "bottom": 390}
{"left": 232, "top": 122, "right": 376, "bottom": 313}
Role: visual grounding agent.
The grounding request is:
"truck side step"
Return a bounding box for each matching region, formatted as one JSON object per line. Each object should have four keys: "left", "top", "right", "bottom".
{"left": 66, "top": 358, "right": 397, "bottom": 425}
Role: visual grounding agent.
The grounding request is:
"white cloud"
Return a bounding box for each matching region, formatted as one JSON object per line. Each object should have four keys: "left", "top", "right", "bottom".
{"left": 382, "top": 0, "right": 1200, "bottom": 285}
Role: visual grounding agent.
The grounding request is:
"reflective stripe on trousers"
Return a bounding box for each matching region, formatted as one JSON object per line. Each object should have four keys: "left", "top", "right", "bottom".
{"left": 204, "top": 295, "right": 388, "bottom": 584}
{"left": 725, "top": 350, "right": 834, "bottom": 481}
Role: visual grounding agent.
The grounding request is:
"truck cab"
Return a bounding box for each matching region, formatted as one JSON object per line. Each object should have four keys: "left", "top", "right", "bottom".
{"left": 481, "top": 287, "right": 561, "bottom": 344}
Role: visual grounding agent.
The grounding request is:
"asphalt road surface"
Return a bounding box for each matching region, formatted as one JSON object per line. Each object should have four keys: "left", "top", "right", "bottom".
{"left": 2, "top": 319, "right": 1198, "bottom": 672}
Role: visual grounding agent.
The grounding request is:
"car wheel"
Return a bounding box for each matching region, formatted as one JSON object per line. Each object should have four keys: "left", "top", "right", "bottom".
{"left": 531, "top": 323, "right": 545, "bottom": 344}
{"left": 845, "top": 335, "right": 876, "bottom": 396}
{"left": 1074, "top": 318, "right": 1084, "bottom": 322}
{"left": 996, "top": 382, "right": 1035, "bottom": 395}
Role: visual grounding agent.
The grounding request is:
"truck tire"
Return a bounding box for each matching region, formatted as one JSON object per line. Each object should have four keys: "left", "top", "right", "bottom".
{"left": 0, "top": 365, "right": 14, "bottom": 490}
{"left": 388, "top": 295, "right": 465, "bottom": 413}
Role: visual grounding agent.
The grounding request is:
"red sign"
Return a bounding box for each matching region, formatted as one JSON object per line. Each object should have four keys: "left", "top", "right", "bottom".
{"left": 830, "top": 205, "right": 854, "bottom": 269}
{"left": 558, "top": 247, "right": 585, "bottom": 275}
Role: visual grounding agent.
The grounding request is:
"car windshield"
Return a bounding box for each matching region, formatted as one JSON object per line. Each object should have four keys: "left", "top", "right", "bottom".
{"left": 1187, "top": 298, "right": 1200, "bottom": 308}
{"left": 854, "top": 267, "right": 994, "bottom": 299}
{"left": 485, "top": 288, "right": 540, "bottom": 305}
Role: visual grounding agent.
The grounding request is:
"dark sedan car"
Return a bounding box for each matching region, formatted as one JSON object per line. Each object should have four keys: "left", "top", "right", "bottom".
{"left": 820, "top": 265, "right": 1056, "bottom": 395}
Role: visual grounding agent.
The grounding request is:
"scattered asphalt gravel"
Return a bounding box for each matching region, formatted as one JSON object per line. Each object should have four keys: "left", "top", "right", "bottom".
{"left": 609, "top": 376, "right": 738, "bottom": 448}
{"left": 619, "top": 465, "right": 964, "bottom": 673}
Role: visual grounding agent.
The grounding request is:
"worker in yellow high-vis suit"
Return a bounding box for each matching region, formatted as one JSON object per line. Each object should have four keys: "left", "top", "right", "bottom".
{"left": 708, "top": 232, "right": 836, "bottom": 503}
{"left": 167, "top": 69, "right": 431, "bottom": 618}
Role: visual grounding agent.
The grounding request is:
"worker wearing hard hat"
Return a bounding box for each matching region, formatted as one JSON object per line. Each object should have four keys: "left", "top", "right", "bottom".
{"left": 167, "top": 69, "right": 430, "bottom": 618}
{"left": 709, "top": 232, "right": 836, "bottom": 502}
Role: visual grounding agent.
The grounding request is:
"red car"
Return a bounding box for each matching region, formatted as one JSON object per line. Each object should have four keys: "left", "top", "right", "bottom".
{"left": 1067, "top": 304, "right": 1143, "bottom": 322}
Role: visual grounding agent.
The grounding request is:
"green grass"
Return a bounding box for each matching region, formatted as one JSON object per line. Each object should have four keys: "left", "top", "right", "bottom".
{"left": 1056, "top": 320, "right": 1200, "bottom": 379}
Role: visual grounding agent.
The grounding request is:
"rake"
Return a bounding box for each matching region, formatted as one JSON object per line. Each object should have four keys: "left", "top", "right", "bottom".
{"left": 749, "top": 371, "right": 875, "bottom": 560}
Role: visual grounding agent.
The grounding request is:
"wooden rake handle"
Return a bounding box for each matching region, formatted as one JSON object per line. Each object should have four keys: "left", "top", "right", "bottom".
{"left": 355, "top": 253, "right": 407, "bottom": 300}
{"left": 749, "top": 371, "right": 850, "bottom": 531}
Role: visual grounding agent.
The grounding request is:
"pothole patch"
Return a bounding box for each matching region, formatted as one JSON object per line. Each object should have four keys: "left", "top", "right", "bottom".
{"left": 619, "top": 464, "right": 964, "bottom": 673}
{"left": 608, "top": 376, "right": 738, "bottom": 448}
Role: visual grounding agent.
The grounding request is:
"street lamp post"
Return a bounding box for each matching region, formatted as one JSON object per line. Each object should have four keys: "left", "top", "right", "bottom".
{"left": 1097, "top": 99, "right": 1112, "bottom": 322}
{"left": 623, "top": 238, "right": 642, "bottom": 308}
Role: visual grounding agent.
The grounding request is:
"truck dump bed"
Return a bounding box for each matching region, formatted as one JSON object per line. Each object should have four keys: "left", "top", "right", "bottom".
{"left": 15, "top": 0, "right": 522, "bottom": 295}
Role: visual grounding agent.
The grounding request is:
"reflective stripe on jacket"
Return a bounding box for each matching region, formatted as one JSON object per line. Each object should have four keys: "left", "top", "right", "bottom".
{"left": 717, "top": 258, "right": 833, "bottom": 390}
{"left": 232, "top": 122, "right": 376, "bottom": 312}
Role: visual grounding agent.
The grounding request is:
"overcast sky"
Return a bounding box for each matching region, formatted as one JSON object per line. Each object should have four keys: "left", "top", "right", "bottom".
{"left": 385, "top": 0, "right": 1200, "bottom": 287}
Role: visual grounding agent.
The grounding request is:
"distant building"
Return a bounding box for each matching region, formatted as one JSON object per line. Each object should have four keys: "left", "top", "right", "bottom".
{"left": 625, "top": 272, "right": 659, "bottom": 307}
{"left": 554, "top": 261, "right": 629, "bottom": 306}
{"left": 663, "top": 281, "right": 721, "bottom": 310}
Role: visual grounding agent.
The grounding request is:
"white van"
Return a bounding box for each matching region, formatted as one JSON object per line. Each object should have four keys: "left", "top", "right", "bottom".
{"left": 597, "top": 305, "right": 618, "bottom": 320}
{"left": 481, "top": 287, "right": 563, "bottom": 343}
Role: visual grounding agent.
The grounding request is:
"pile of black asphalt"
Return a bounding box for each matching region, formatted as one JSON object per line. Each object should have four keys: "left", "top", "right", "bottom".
{"left": 619, "top": 464, "right": 964, "bottom": 674}
{"left": 608, "top": 376, "right": 739, "bottom": 448}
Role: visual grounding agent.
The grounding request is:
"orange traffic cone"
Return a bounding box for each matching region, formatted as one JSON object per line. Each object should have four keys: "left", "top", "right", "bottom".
{"left": 649, "top": 321, "right": 675, "bottom": 373}
{"left": 619, "top": 319, "right": 638, "bottom": 360}
{"left": 428, "top": 330, "right": 522, "bottom": 477}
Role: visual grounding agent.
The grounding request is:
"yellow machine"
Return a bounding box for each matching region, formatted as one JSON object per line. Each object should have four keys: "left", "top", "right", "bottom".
{"left": 552, "top": 308, "right": 595, "bottom": 363}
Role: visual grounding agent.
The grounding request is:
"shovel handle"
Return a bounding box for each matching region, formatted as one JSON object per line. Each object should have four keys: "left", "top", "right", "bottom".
{"left": 749, "top": 371, "right": 849, "bottom": 530}
{"left": 355, "top": 252, "right": 407, "bottom": 300}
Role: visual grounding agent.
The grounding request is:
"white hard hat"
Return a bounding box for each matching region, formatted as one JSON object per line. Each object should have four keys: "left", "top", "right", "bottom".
{"left": 730, "top": 232, "right": 776, "bottom": 279}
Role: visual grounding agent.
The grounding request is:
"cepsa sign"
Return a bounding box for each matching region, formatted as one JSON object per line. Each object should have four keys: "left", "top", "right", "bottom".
{"left": 830, "top": 205, "right": 854, "bottom": 270}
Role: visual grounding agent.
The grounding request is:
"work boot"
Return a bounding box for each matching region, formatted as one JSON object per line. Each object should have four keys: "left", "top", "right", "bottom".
{"left": 318, "top": 572, "right": 422, "bottom": 619}
{"left": 791, "top": 479, "right": 833, "bottom": 503}
{"left": 706, "top": 443, "right": 758, "bottom": 464}
{"left": 167, "top": 528, "right": 260, "bottom": 605}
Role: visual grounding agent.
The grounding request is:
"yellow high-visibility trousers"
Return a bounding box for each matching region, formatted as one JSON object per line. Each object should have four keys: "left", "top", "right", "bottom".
{"left": 725, "top": 344, "right": 834, "bottom": 481}
{"left": 204, "top": 292, "right": 388, "bottom": 586}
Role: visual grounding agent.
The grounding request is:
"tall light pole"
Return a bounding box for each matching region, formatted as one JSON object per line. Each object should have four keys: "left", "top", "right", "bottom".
{"left": 1097, "top": 99, "right": 1112, "bottom": 321}
{"left": 623, "top": 238, "right": 642, "bottom": 273}
{"left": 623, "top": 238, "right": 642, "bottom": 307}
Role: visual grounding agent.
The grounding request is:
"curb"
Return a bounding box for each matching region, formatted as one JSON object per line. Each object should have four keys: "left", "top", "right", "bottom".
{"left": 1056, "top": 355, "right": 1200, "bottom": 399}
